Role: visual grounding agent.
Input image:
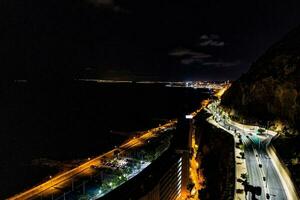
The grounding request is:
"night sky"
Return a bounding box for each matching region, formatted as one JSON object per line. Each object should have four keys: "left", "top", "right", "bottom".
{"left": 1, "top": 0, "right": 300, "bottom": 81}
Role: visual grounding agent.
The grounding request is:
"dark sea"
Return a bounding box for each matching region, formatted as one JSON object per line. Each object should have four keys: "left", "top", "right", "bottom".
{"left": 0, "top": 80, "right": 210, "bottom": 198}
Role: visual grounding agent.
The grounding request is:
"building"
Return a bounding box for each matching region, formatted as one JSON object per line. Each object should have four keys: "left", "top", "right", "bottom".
{"left": 99, "top": 150, "right": 182, "bottom": 200}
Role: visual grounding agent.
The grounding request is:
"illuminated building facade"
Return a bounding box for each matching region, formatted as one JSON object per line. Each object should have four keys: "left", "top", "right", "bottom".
{"left": 139, "top": 155, "right": 182, "bottom": 200}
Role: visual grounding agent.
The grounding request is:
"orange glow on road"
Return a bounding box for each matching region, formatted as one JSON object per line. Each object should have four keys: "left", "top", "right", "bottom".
{"left": 214, "top": 83, "right": 231, "bottom": 99}
{"left": 186, "top": 100, "right": 207, "bottom": 200}
{"left": 189, "top": 132, "right": 205, "bottom": 200}
{"left": 188, "top": 99, "right": 209, "bottom": 118}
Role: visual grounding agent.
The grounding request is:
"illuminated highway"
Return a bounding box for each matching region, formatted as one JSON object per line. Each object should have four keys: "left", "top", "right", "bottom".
{"left": 8, "top": 121, "right": 176, "bottom": 200}
{"left": 8, "top": 149, "right": 118, "bottom": 200}
{"left": 238, "top": 123, "right": 286, "bottom": 199}
{"left": 208, "top": 100, "right": 299, "bottom": 200}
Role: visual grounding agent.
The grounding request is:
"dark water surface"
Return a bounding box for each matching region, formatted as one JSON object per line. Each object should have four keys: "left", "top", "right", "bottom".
{"left": 0, "top": 80, "right": 210, "bottom": 198}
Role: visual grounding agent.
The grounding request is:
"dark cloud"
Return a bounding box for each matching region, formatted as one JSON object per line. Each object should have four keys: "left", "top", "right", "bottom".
{"left": 88, "top": 0, "right": 129, "bottom": 13}
{"left": 88, "top": 0, "right": 114, "bottom": 6}
{"left": 181, "top": 58, "right": 203, "bottom": 65}
{"left": 170, "top": 47, "right": 240, "bottom": 68}
{"left": 200, "top": 35, "right": 209, "bottom": 40}
{"left": 169, "top": 48, "right": 212, "bottom": 65}
{"left": 199, "top": 40, "right": 225, "bottom": 47}
{"left": 181, "top": 57, "right": 241, "bottom": 67}
{"left": 202, "top": 60, "right": 241, "bottom": 67}
{"left": 169, "top": 48, "right": 211, "bottom": 58}
{"left": 200, "top": 34, "right": 220, "bottom": 40}
{"left": 198, "top": 34, "right": 225, "bottom": 47}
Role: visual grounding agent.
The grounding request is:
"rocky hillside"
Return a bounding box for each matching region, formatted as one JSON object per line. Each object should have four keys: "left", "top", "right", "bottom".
{"left": 221, "top": 26, "right": 300, "bottom": 131}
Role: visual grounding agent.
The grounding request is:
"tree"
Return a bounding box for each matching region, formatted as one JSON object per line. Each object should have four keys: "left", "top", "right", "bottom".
{"left": 257, "top": 128, "right": 265, "bottom": 135}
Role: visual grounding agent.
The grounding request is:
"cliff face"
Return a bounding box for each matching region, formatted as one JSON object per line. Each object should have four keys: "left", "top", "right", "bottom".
{"left": 221, "top": 27, "right": 300, "bottom": 130}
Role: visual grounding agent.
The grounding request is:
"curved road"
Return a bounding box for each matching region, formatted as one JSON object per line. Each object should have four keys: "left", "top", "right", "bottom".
{"left": 241, "top": 134, "right": 287, "bottom": 200}
{"left": 208, "top": 100, "right": 296, "bottom": 200}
